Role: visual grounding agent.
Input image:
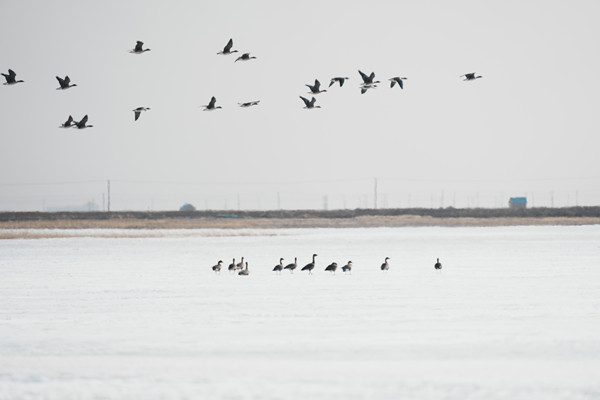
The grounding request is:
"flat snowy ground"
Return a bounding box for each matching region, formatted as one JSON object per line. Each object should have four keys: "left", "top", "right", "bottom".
{"left": 1, "top": 226, "right": 599, "bottom": 400}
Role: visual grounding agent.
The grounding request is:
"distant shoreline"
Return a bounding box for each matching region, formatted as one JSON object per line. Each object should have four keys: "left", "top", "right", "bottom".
{"left": 0, "top": 208, "right": 599, "bottom": 233}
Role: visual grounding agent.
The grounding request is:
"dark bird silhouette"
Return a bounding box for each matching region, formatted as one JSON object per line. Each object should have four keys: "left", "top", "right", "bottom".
{"left": 238, "top": 100, "right": 260, "bottom": 108}
{"left": 2, "top": 69, "right": 24, "bottom": 85}
{"left": 461, "top": 72, "right": 482, "bottom": 81}
{"left": 273, "top": 258, "right": 284, "bottom": 273}
{"left": 358, "top": 70, "right": 380, "bottom": 85}
{"left": 325, "top": 262, "right": 338, "bottom": 275}
{"left": 389, "top": 77, "right": 407, "bottom": 89}
{"left": 212, "top": 260, "right": 223, "bottom": 273}
{"left": 59, "top": 115, "right": 75, "bottom": 128}
{"left": 218, "top": 38, "right": 238, "bottom": 55}
{"left": 284, "top": 257, "right": 297, "bottom": 274}
{"left": 342, "top": 261, "right": 353, "bottom": 274}
{"left": 235, "top": 53, "right": 256, "bottom": 62}
{"left": 130, "top": 41, "right": 150, "bottom": 54}
{"left": 235, "top": 257, "right": 245, "bottom": 271}
{"left": 380, "top": 257, "right": 390, "bottom": 271}
{"left": 301, "top": 254, "right": 318, "bottom": 274}
{"left": 73, "top": 115, "right": 93, "bottom": 129}
{"left": 228, "top": 258, "right": 236, "bottom": 272}
{"left": 299, "top": 96, "right": 320, "bottom": 109}
{"left": 306, "top": 79, "right": 327, "bottom": 94}
{"left": 238, "top": 262, "right": 249, "bottom": 275}
{"left": 133, "top": 107, "right": 150, "bottom": 121}
{"left": 56, "top": 75, "right": 77, "bottom": 90}
{"left": 204, "top": 96, "right": 222, "bottom": 111}
{"left": 434, "top": 258, "right": 442, "bottom": 270}
{"left": 329, "top": 77, "right": 349, "bottom": 87}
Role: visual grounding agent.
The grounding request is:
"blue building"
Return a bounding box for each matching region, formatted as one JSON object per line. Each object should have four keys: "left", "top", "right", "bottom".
{"left": 509, "top": 197, "right": 527, "bottom": 209}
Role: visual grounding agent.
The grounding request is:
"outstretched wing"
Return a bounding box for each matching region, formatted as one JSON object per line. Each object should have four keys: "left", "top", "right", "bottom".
{"left": 299, "top": 96, "right": 310, "bottom": 107}
{"left": 358, "top": 70, "right": 369, "bottom": 83}
{"left": 209, "top": 96, "right": 216, "bottom": 108}
{"left": 224, "top": 38, "right": 233, "bottom": 52}
{"left": 135, "top": 41, "right": 144, "bottom": 52}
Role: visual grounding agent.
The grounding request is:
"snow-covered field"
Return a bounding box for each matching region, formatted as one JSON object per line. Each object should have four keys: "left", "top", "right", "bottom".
{"left": 1, "top": 226, "right": 599, "bottom": 400}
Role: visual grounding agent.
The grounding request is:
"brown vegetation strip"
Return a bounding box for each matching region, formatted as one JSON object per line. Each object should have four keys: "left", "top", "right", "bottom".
{"left": 0, "top": 215, "right": 599, "bottom": 239}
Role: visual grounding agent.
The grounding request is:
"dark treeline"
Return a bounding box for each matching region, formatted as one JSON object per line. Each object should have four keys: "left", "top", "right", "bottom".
{"left": 1, "top": 207, "right": 600, "bottom": 222}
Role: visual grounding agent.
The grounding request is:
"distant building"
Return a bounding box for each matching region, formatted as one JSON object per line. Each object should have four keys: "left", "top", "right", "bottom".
{"left": 509, "top": 197, "right": 527, "bottom": 209}
{"left": 179, "top": 203, "right": 196, "bottom": 211}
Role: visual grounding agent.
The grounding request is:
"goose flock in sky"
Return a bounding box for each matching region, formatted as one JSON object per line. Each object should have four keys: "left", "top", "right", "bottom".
{"left": 210, "top": 255, "right": 442, "bottom": 276}
{"left": 2, "top": 38, "right": 482, "bottom": 127}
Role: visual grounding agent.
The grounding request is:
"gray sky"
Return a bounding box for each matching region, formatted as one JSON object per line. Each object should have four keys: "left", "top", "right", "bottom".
{"left": 1, "top": 0, "right": 599, "bottom": 211}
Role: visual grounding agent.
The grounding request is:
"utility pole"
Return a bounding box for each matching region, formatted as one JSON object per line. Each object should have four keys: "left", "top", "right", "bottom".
{"left": 107, "top": 180, "right": 111, "bottom": 212}
{"left": 374, "top": 178, "right": 378, "bottom": 209}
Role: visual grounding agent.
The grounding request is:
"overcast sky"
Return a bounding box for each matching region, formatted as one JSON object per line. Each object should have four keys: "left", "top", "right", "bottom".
{"left": 1, "top": 0, "right": 599, "bottom": 211}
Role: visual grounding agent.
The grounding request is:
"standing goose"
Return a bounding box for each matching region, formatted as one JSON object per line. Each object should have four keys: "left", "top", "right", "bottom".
{"left": 342, "top": 261, "right": 353, "bottom": 274}
{"left": 329, "top": 77, "right": 349, "bottom": 87}
{"left": 2, "top": 69, "right": 24, "bottom": 85}
{"left": 238, "top": 262, "right": 249, "bottom": 275}
{"left": 306, "top": 79, "right": 327, "bottom": 94}
{"left": 204, "top": 96, "right": 222, "bottom": 111}
{"left": 380, "top": 257, "right": 390, "bottom": 271}
{"left": 273, "top": 258, "right": 284, "bottom": 273}
{"left": 235, "top": 257, "right": 245, "bottom": 271}
{"left": 434, "top": 258, "right": 442, "bottom": 270}
{"left": 325, "top": 262, "right": 338, "bottom": 275}
{"left": 59, "top": 115, "right": 75, "bottom": 128}
{"left": 73, "top": 115, "right": 93, "bottom": 129}
{"left": 299, "top": 96, "right": 321, "bottom": 109}
{"left": 235, "top": 53, "right": 256, "bottom": 62}
{"left": 461, "top": 72, "right": 482, "bottom": 81}
{"left": 133, "top": 107, "right": 150, "bottom": 121}
{"left": 228, "top": 258, "right": 236, "bottom": 273}
{"left": 130, "top": 41, "right": 150, "bottom": 54}
{"left": 284, "top": 257, "right": 297, "bottom": 274}
{"left": 217, "top": 38, "right": 238, "bottom": 55}
{"left": 301, "top": 254, "right": 318, "bottom": 274}
{"left": 212, "top": 260, "right": 223, "bottom": 274}
{"left": 389, "top": 77, "right": 407, "bottom": 89}
{"left": 56, "top": 75, "right": 77, "bottom": 90}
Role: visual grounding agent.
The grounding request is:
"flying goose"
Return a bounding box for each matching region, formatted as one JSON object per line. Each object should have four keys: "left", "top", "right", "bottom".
{"left": 133, "top": 107, "right": 150, "bottom": 121}
{"left": 306, "top": 79, "right": 327, "bottom": 94}
{"left": 56, "top": 75, "right": 77, "bottom": 90}
{"left": 218, "top": 38, "right": 238, "bottom": 55}
{"left": 301, "top": 254, "right": 318, "bottom": 274}
{"left": 59, "top": 115, "right": 75, "bottom": 128}
{"left": 434, "top": 258, "right": 442, "bottom": 270}
{"left": 130, "top": 41, "right": 150, "bottom": 54}
{"left": 325, "top": 262, "right": 338, "bottom": 275}
{"left": 273, "top": 258, "right": 284, "bottom": 273}
{"left": 73, "top": 115, "right": 93, "bottom": 129}
{"left": 238, "top": 100, "right": 260, "bottom": 108}
{"left": 204, "top": 96, "right": 222, "bottom": 111}
{"left": 212, "top": 260, "right": 223, "bottom": 273}
{"left": 299, "top": 96, "right": 320, "bottom": 109}
{"left": 380, "top": 257, "right": 390, "bottom": 271}
{"left": 329, "top": 77, "right": 349, "bottom": 87}
{"left": 284, "top": 257, "right": 297, "bottom": 274}
{"left": 389, "top": 77, "right": 407, "bottom": 89}
{"left": 2, "top": 69, "right": 24, "bottom": 85}
{"left": 342, "top": 261, "right": 353, "bottom": 274}
{"left": 358, "top": 70, "right": 380, "bottom": 85}
{"left": 461, "top": 72, "right": 482, "bottom": 81}
{"left": 235, "top": 53, "right": 256, "bottom": 62}
{"left": 238, "top": 262, "right": 249, "bottom": 275}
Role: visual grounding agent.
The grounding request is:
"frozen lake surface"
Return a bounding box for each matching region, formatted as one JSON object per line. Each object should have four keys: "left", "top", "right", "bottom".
{"left": 1, "top": 226, "right": 600, "bottom": 400}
